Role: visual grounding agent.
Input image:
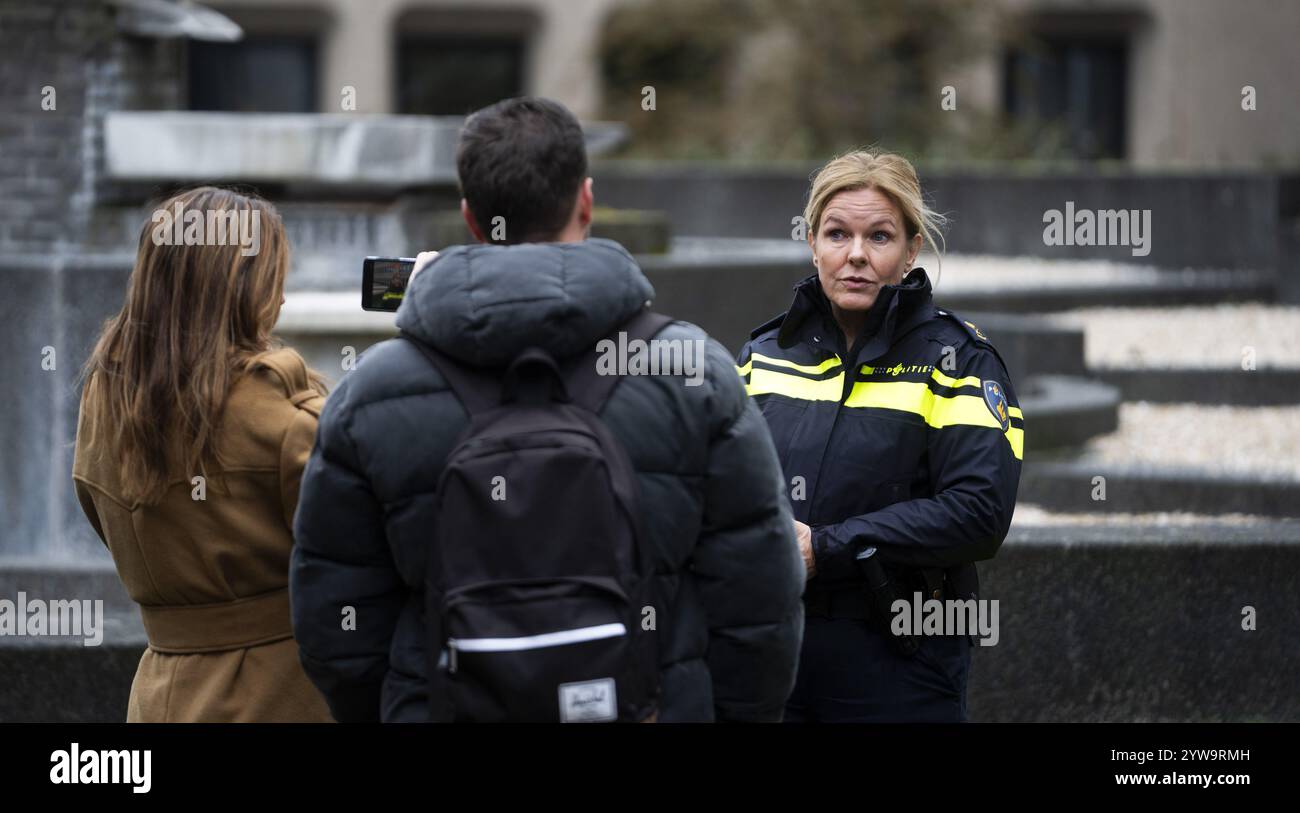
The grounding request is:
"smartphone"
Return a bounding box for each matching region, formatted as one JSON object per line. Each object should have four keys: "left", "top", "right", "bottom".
{"left": 362, "top": 257, "right": 416, "bottom": 312}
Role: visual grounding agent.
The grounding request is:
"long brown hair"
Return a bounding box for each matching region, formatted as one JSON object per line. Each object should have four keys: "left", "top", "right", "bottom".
{"left": 80, "top": 186, "right": 327, "bottom": 504}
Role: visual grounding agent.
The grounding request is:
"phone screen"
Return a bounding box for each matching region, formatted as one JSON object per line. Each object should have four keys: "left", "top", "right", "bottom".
{"left": 362, "top": 257, "right": 416, "bottom": 312}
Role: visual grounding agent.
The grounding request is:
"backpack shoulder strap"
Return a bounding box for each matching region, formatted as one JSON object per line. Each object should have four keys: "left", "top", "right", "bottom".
{"left": 400, "top": 332, "right": 478, "bottom": 721}
{"left": 567, "top": 308, "right": 675, "bottom": 415}
{"left": 398, "top": 333, "right": 499, "bottom": 415}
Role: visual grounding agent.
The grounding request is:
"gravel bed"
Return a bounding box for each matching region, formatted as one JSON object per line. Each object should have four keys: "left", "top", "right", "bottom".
{"left": 1051, "top": 304, "right": 1300, "bottom": 369}
{"left": 1067, "top": 402, "right": 1300, "bottom": 481}
{"left": 928, "top": 254, "right": 1174, "bottom": 291}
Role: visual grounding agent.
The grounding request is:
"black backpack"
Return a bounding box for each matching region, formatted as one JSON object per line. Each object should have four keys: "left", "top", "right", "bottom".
{"left": 402, "top": 308, "right": 672, "bottom": 722}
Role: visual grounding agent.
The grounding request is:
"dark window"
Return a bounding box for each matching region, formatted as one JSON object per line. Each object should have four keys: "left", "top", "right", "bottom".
{"left": 189, "top": 36, "right": 318, "bottom": 113}
{"left": 1004, "top": 37, "right": 1127, "bottom": 159}
{"left": 398, "top": 37, "right": 524, "bottom": 116}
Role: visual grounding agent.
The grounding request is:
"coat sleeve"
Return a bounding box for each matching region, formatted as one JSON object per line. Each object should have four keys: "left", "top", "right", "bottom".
{"left": 290, "top": 379, "right": 406, "bottom": 723}
{"left": 71, "top": 393, "right": 108, "bottom": 548}
{"left": 811, "top": 344, "right": 1024, "bottom": 576}
{"left": 691, "top": 338, "right": 805, "bottom": 722}
{"left": 72, "top": 478, "right": 107, "bottom": 547}
{"left": 279, "top": 395, "right": 323, "bottom": 532}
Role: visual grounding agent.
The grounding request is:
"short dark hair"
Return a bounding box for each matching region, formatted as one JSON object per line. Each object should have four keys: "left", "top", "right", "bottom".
{"left": 456, "top": 97, "right": 588, "bottom": 244}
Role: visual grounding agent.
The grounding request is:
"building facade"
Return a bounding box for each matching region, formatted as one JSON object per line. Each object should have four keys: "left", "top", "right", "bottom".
{"left": 201, "top": 0, "right": 1299, "bottom": 168}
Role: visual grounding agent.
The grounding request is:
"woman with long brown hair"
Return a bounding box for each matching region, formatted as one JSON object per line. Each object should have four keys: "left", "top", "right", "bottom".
{"left": 73, "top": 186, "right": 333, "bottom": 722}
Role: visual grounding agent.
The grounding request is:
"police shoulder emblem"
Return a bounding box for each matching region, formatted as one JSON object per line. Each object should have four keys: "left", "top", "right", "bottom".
{"left": 964, "top": 320, "right": 989, "bottom": 341}
{"left": 982, "top": 380, "right": 1010, "bottom": 431}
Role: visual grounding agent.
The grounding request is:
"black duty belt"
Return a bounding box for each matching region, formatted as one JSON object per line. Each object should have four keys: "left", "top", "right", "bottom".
{"left": 803, "top": 587, "right": 873, "bottom": 620}
{"left": 804, "top": 568, "right": 949, "bottom": 621}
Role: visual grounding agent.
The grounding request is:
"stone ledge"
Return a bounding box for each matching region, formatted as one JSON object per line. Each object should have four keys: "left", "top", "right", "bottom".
{"left": 1019, "top": 376, "right": 1121, "bottom": 452}
{"left": 972, "top": 525, "right": 1300, "bottom": 721}
{"left": 1006, "top": 519, "right": 1300, "bottom": 546}
{"left": 1092, "top": 368, "right": 1300, "bottom": 406}
{"left": 104, "top": 112, "right": 628, "bottom": 189}
{"left": 1019, "top": 462, "right": 1300, "bottom": 518}
{"left": 936, "top": 272, "right": 1277, "bottom": 313}
{"left": 963, "top": 311, "right": 1087, "bottom": 378}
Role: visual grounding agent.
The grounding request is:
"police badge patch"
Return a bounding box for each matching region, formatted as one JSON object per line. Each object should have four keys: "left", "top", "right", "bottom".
{"left": 983, "top": 380, "right": 1010, "bottom": 431}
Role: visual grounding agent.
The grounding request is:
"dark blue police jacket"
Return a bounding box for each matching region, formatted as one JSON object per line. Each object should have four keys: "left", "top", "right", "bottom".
{"left": 738, "top": 268, "right": 1023, "bottom": 602}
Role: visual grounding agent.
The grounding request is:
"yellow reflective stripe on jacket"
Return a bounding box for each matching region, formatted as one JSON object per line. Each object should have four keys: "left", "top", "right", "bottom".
{"left": 933, "top": 371, "right": 1024, "bottom": 420}
{"left": 744, "top": 356, "right": 1023, "bottom": 459}
{"left": 746, "top": 366, "right": 843, "bottom": 401}
{"left": 744, "top": 353, "right": 845, "bottom": 400}
{"left": 843, "top": 380, "right": 1024, "bottom": 459}
{"left": 750, "top": 353, "right": 843, "bottom": 376}
{"left": 930, "top": 368, "right": 982, "bottom": 390}
{"left": 1004, "top": 427, "right": 1025, "bottom": 459}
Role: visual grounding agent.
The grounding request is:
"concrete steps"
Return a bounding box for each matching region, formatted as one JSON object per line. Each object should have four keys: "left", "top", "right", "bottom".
{"left": 1019, "top": 461, "right": 1300, "bottom": 518}
{"left": 1091, "top": 368, "right": 1300, "bottom": 405}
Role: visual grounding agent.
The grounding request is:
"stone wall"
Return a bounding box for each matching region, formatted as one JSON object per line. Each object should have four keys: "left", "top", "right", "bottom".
{"left": 591, "top": 163, "right": 1288, "bottom": 278}
{"left": 0, "top": 0, "right": 181, "bottom": 256}
{"left": 0, "top": 0, "right": 181, "bottom": 561}
{"left": 6, "top": 523, "right": 1297, "bottom": 722}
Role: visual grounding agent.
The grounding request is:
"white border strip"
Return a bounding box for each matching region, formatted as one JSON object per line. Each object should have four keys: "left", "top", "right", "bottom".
{"left": 450, "top": 623, "right": 627, "bottom": 653}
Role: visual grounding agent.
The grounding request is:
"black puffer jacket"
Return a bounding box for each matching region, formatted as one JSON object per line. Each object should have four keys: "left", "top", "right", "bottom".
{"left": 290, "top": 238, "right": 804, "bottom": 723}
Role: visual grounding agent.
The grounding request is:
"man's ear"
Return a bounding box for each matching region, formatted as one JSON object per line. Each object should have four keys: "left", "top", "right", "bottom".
{"left": 461, "top": 199, "right": 487, "bottom": 243}
{"left": 576, "top": 177, "right": 594, "bottom": 229}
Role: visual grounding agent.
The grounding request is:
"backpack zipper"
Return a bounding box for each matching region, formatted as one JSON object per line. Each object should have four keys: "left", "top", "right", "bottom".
{"left": 446, "top": 622, "right": 627, "bottom": 674}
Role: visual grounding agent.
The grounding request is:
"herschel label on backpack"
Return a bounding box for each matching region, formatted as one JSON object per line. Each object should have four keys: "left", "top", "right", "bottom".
{"left": 558, "top": 677, "right": 618, "bottom": 723}
{"left": 402, "top": 309, "right": 672, "bottom": 722}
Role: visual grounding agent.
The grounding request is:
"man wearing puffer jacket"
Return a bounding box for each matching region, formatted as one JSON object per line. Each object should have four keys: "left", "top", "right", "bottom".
{"left": 289, "top": 96, "right": 805, "bottom": 723}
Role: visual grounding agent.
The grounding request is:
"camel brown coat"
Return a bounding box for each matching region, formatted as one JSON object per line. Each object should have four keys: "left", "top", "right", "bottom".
{"left": 73, "top": 348, "right": 333, "bottom": 723}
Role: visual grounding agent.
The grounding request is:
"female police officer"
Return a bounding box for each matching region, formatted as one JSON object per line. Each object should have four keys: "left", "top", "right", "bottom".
{"left": 738, "top": 149, "right": 1023, "bottom": 722}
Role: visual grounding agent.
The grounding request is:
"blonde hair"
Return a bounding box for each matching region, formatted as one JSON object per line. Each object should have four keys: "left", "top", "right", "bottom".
{"left": 804, "top": 148, "right": 947, "bottom": 276}
{"left": 80, "top": 186, "right": 327, "bottom": 504}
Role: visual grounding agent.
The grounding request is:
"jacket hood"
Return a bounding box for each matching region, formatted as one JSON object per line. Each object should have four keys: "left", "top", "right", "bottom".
{"left": 395, "top": 238, "right": 655, "bottom": 367}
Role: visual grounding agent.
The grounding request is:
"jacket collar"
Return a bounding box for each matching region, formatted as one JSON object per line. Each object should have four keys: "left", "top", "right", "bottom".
{"left": 777, "top": 268, "right": 935, "bottom": 362}
{"left": 395, "top": 238, "right": 654, "bottom": 367}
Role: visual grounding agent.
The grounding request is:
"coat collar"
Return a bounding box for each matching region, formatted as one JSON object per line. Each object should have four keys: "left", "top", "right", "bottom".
{"left": 777, "top": 268, "right": 935, "bottom": 362}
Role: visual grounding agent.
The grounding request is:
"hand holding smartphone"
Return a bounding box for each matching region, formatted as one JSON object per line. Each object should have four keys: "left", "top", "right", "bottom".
{"left": 361, "top": 252, "right": 441, "bottom": 312}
